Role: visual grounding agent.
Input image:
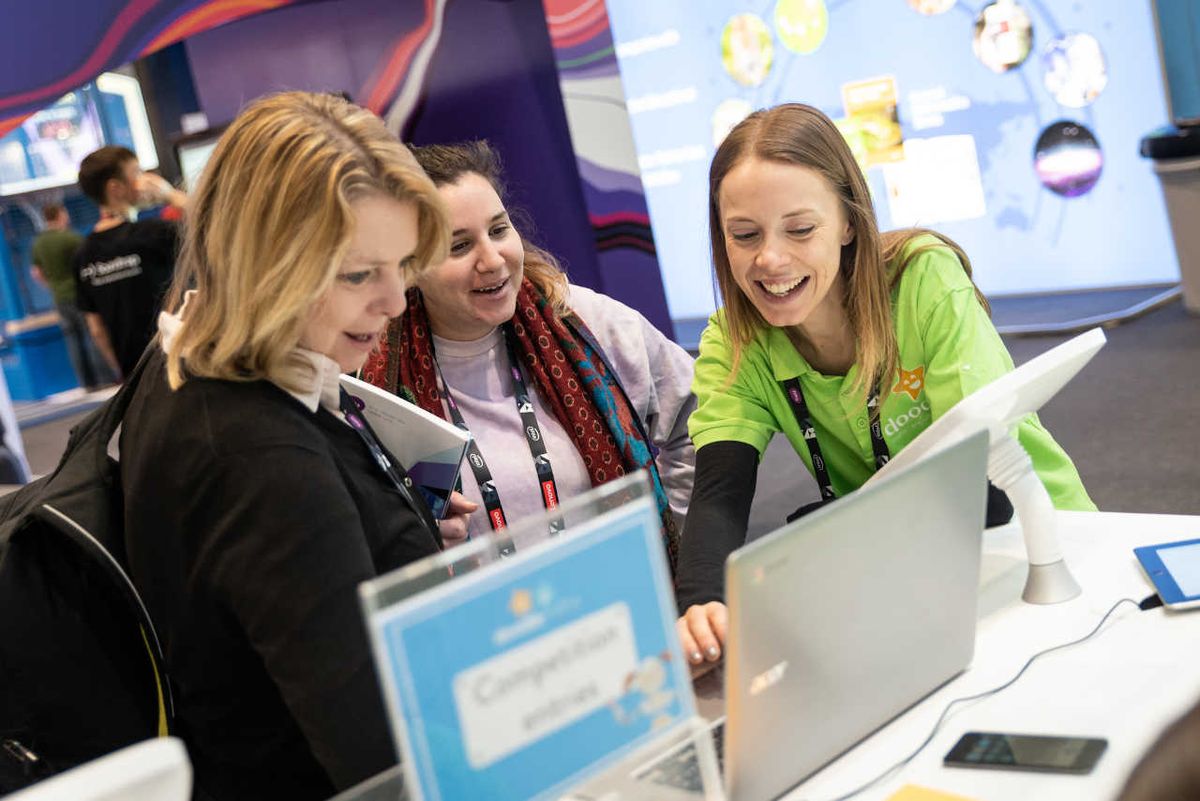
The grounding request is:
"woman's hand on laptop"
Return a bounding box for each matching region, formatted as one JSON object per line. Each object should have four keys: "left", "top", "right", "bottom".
{"left": 677, "top": 602, "right": 728, "bottom": 677}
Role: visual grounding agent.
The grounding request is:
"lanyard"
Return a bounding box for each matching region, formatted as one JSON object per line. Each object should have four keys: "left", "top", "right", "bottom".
{"left": 338, "top": 388, "right": 442, "bottom": 545}
{"left": 780, "top": 377, "right": 890, "bottom": 501}
{"left": 431, "top": 324, "right": 564, "bottom": 555}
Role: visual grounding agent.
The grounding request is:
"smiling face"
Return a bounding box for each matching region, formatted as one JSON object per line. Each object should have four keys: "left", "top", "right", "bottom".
{"left": 718, "top": 157, "right": 854, "bottom": 338}
{"left": 416, "top": 172, "right": 524, "bottom": 341}
{"left": 300, "top": 193, "right": 418, "bottom": 372}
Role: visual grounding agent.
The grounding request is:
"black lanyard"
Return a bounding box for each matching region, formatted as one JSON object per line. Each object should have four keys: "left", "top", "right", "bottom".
{"left": 339, "top": 387, "right": 442, "bottom": 545}
{"left": 781, "top": 377, "right": 890, "bottom": 501}
{"left": 431, "top": 325, "right": 564, "bottom": 555}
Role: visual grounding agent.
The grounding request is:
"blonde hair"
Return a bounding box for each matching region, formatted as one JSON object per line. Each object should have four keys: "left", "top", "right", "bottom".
{"left": 708, "top": 103, "right": 987, "bottom": 403}
{"left": 164, "top": 91, "right": 449, "bottom": 390}
{"left": 409, "top": 140, "right": 570, "bottom": 314}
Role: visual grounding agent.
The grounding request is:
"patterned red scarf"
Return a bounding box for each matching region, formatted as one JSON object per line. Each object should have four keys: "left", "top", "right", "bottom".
{"left": 360, "top": 278, "right": 679, "bottom": 573}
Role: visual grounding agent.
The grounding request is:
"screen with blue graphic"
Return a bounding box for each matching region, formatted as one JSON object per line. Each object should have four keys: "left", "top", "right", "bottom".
{"left": 606, "top": 0, "right": 1178, "bottom": 321}
{"left": 369, "top": 500, "right": 690, "bottom": 801}
{"left": 0, "top": 73, "right": 157, "bottom": 197}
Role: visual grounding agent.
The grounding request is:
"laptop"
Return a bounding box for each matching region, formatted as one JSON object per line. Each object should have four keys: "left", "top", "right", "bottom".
{"left": 359, "top": 431, "right": 988, "bottom": 801}
{"left": 609, "top": 427, "right": 991, "bottom": 801}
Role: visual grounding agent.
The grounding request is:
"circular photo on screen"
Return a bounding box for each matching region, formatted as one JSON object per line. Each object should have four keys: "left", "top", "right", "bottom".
{"left": 908, "top": 0, "right": 956, "bottom": 15}
{"left": 721, "top": 14, "right": 774, "bottom": 87}
{"left": 1034, "top": 121, "right": 1103, "bottom": 197}
{"left": 1042, "top": 33, "right": 1108, "bottom": 108}
{"left": 774, "top": 0, "right": 829, "bottom": 54}
{"left": 973, "top": 0, "right": 1034, "bottom": 74}
{"left": 712, "top": 98, "right": 754, "bottom": 146}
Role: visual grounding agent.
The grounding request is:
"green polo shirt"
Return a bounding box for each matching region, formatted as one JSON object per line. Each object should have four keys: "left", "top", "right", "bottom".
{"left": 689, "top": 236, "right": 1095, "bottom": 511}
{"left": 30, "top": 227, "right": 84, "bottom": 305}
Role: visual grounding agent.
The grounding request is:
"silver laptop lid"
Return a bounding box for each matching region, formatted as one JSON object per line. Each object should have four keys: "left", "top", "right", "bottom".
{"left": 723, "top": 429, "right": 989, "bottom": 801}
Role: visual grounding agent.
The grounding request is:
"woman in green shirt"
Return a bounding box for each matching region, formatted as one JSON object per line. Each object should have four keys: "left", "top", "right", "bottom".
{"left": 676, "top": 103, "right": 1094, "bottom": 671}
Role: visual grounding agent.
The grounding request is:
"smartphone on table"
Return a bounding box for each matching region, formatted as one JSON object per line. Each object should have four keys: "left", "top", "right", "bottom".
{"left": 944, "top": 731, "right": 1107, "bottom": 774}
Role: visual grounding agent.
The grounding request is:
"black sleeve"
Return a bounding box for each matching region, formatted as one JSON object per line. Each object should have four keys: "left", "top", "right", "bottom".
{"left": 74, "top": 246, "right": 95, "bottom": 313}
{"left": 142, "top": 219, "right": 180, "bottom": 294}
{"left": 674, "top": 440, "right": 759, "bottom": 613}
{"left": 145, "top": 218, "right": 179, "bottom": 255}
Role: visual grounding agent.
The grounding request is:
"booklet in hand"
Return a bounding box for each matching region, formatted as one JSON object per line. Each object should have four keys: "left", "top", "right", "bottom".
{"left": 339, "top": 375, "right": 470, "bottom": 519}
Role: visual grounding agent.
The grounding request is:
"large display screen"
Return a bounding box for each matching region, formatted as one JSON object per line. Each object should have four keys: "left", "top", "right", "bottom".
{"left": 0, "top": 72, "right": 157, "bottom": 197}
{"left": 607, "top": 0, "right": 1178, "bottom": 321}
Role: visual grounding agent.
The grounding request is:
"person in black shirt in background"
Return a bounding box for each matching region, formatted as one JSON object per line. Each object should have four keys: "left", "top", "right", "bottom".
{"left": 74, "top": 145, "right": 187, "bottom": 379}
{"left": 120, "top": 92, "right": 455, "bottom": 800}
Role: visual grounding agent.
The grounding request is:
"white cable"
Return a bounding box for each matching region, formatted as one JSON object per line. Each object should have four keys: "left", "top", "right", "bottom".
{"left": 814, "top": 597, "right": 1140, "bottom": 801}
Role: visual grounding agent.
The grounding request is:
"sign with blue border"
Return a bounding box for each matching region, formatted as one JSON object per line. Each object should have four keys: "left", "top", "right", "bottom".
{"left": 367, "top": 498, "right": 692, "bottom": 801}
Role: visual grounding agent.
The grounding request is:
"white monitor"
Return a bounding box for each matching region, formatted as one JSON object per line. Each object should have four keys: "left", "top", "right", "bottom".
{"left": 6, "top": 738, "right": 191, "bottom": 801}
{"left": 870, "top": 327, "right": 1106, "bottom": 484}
{"left": 867, "top": 327, "right": 1106, "bottom": 604}
{"left": 176, "top": 134, "right": 221, "bottom": 193}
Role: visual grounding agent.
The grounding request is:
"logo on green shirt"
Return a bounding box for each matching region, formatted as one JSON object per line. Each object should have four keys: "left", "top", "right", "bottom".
{"left": 892, "top": 364, "right": 925, "bottom": 401}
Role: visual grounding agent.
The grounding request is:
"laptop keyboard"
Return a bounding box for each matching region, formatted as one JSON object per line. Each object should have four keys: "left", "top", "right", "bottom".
{"left": 643, "top": 721, "right": 726, "bottom": 794}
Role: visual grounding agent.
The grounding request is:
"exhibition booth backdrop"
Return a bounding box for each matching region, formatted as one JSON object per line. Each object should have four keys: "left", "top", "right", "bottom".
{"left": 606, "top": 0, "right": 1180, "bottom": 321}
{"left": 0, "top": 0, "right": 669, "bottom": 401}
{"left": 0, "top": 0, "right": 1189, "bottom": 401}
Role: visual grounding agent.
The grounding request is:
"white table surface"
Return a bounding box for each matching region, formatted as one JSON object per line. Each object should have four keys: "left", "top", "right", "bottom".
{"left": 697, "top": 511, "right": 1200, "bottom": 801}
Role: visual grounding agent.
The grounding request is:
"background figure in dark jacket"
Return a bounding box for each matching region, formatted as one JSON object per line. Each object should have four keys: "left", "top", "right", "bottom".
{"left": 30, "top": 204, "right": 115, "bottom": 389}
{"left": 121, "top": 91, "right": 452, "bottom": 800}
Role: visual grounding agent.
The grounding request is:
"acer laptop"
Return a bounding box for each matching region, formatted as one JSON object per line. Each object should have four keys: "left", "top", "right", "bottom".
{"left": 358, "top": 431, "right": 987, "bottom": 801}
{"left": 578, "top": 428, "right": 990, "bottom": 801}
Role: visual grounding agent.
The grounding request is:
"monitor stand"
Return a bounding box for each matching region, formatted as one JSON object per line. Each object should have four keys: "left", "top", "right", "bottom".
{"left": 988, "top": 433, "right": 1082, "bottom": 604}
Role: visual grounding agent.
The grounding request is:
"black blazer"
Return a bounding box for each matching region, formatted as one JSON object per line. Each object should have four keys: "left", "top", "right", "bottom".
{"left": 121, "top": 353, "right": 440, "bottom": 800}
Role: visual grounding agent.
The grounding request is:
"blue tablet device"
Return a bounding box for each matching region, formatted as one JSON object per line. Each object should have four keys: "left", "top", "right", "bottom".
{"left": 1134, "top": 538, "right": 1200, "bottom": 610}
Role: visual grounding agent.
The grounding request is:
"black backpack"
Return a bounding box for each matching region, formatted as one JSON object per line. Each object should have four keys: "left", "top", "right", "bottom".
{"left": 0, "top": 354, "right": 173, "bottom": 792}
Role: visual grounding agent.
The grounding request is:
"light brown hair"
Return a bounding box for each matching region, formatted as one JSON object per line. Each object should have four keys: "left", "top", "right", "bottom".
{"left": 410, "top": 140, "right": 569, "bottom": 314}
{"left": 163, "top": 91, "right": 449, "bottom": 390}
{"left": 708, "top": 103, "right": 987, "bottom": 402}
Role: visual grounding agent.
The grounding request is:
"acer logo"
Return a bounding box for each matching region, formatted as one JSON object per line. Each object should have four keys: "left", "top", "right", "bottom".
{"left": 748, "top": 660, "right": 788, "bottom": 696}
